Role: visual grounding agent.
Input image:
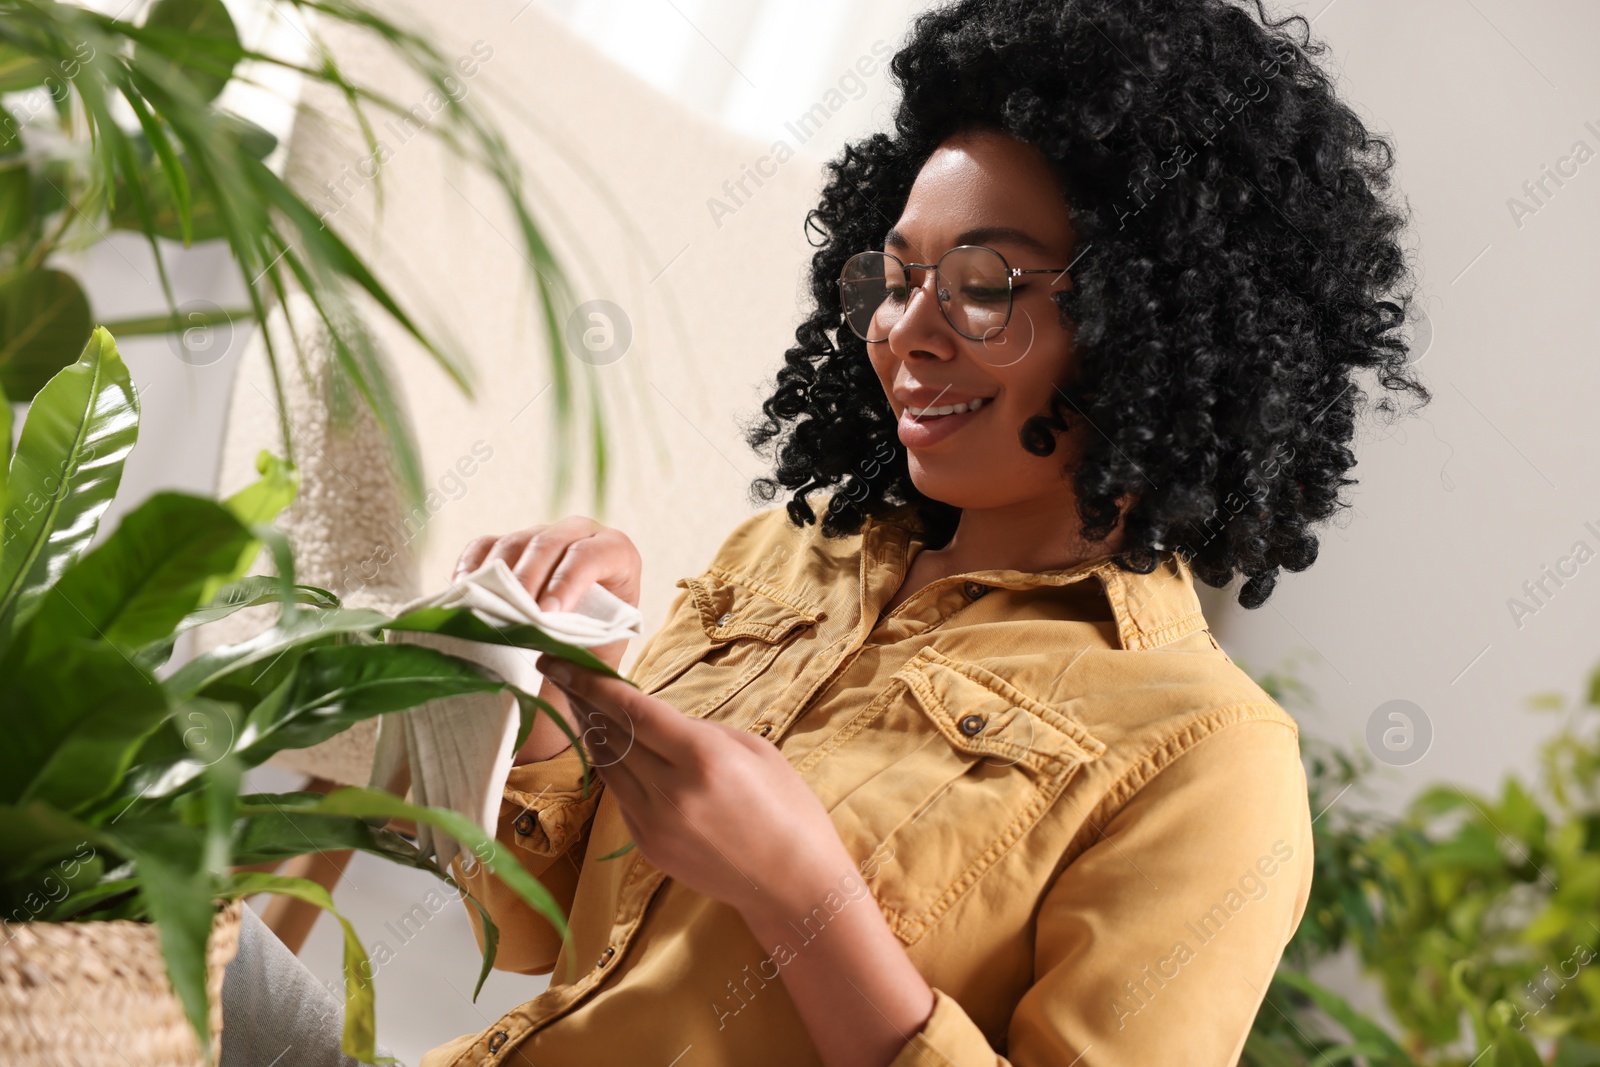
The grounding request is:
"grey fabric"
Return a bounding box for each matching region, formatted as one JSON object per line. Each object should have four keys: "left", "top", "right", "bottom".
{"left": 220, "top": 903, "right": 400, "bottom": 1067}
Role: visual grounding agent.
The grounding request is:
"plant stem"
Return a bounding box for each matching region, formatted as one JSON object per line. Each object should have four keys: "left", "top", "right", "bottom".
{"left": 98, "top": 308, "right": 257, "bottom": 337}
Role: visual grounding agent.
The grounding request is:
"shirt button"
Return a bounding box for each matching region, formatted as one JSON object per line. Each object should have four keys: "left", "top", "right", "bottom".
{"left": 962, "top": 581, "right": 989, "bottom": 599}
{"left": 513, "top": 813, "right": 536, "bottom": 837}
{"left": 598, "top": 945, "right": 615, "bottom": 968}
{"left": 959, "top": 714, "right": 986, "bottom": 737}
{"left": 757, "top": 724, "right": 773, "bottom": 737}
{"left": 717, "top": 611, "right": 734, "bottom": 626}
{"left": 487, "top": 1030, "right": 509, "bottom": 1052}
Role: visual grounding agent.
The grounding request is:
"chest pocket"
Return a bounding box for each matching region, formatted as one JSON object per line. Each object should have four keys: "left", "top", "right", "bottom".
{"left": 632, "top": 569, "right": 822, "bottom": 720}
{"left": 797, "top": 645, "right": 1107, "bottom": 945}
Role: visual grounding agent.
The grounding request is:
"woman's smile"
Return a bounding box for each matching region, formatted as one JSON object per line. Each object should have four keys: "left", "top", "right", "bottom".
{"left": 895, "top": 395, "right": 994, "bottom": 448}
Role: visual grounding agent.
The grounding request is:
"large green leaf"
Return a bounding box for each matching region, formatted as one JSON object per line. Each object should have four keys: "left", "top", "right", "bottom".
{"left": 1488, "top": 1000, "right": 1546, "bottom": 1067}
{"left": 0, "top": 270, "right": 94, "bottom": 402}
{"left": 231, "top": 797, "right": 515, "bottom": 1010}
{"left": 0, "top": 327, "right": 138, "bottom": 637}
{"left": 0, "top": 636, "right": 165, "bottom": 810}
{"left": 254, "top": 786, "right": 577, "bottom": 991}
{"left": 0, "top": 800, "right": 104, "bottom": 890}
{"left": 232, "top": 642, "right": 539, "bottom": 759}
{"left": 109, "top": 154, "right": 226, "bottom": 243}
{"left": 135, "top": 0, "right": 242, "bottom": 104}
{"left": 23, "top": 492, "right": 251, "bottom": 656}
{"left": 222, "top": 450, "right": 300, "bottom": 527}
{"left": 228, "top": 793, "right": 524, "bottom": 996}
{"left": 218, "top": 112, "right": 277, "bottom": 161}
{"left": 159, "top": 604, "right": 392, "bottom": 700}
{"left": 0, "top": 119, "right": 28, "bottom": 246}
{"left": 1271, "top": 970, "right": 1416, "bottom": 1064}
{"left": 129, "top": 642, "right": 554, "bottom": 807}
{"left": 101, "top": 819, "right": 219, "bottom": 1062}
{"left": 9, "top": 495, "right": 271, "bottom": 813}
{"left": 194, "top": 449, "right": 299, "bottom": 604}
{"left": 384, "top": 605, "right": 627, "bottom": 680}
{"left": 222, "top": 871, "right": 392, "bottom": 1065}
{"left": 0, "top": 41, "right": 50, "bottom": 92}
{"left": 0, "top": 167, "right": 28, "bottom": 246}
{"left": 231, "top": 796, "right": 437, "bottom": 870}
{"left": 32, "top": 874, "right": 134, "bottom": 923}
{"left": 0, "top": 378, "right": 11, "bottom": 520}
{"left": 134, "top": 575, "right": 340, "bottom": 673}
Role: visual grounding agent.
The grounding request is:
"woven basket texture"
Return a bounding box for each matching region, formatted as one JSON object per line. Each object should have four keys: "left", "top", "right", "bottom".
{"left": 0, "top": 899, "right": 244, "bottom": 1066}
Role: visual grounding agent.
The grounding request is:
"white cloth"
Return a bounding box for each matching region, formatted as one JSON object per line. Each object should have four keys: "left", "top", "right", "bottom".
{"left": 367, "top": 558, "right": 642, "bottom": 870}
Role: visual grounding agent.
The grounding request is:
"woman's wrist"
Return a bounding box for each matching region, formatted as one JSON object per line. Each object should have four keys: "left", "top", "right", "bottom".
{"left": 512, "top": 637, "right": 630, "bottom": 765}
{"left": 732, "top": 841, "right": 864, "bottom": 933}
{"left": 736, "top": 855, "right": 936, "bottom": 1067}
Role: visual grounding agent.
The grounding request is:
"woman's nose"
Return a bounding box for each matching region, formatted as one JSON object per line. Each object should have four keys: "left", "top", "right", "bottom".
{"left": 887, "top": 267, "right": 956, "bottom": 359}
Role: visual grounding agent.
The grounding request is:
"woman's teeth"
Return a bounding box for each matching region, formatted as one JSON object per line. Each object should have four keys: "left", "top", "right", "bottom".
{"left": 907, "top": 397, "right": 988, "bottom": 418}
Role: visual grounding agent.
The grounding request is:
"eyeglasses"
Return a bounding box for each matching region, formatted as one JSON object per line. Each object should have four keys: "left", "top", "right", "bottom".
{"left": 835, "top": 245, "right": 1072, "bottom": 349}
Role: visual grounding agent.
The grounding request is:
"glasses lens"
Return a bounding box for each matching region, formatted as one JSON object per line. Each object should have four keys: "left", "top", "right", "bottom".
{"left": 939, "top": 246, "right": 1012, "bottom": 342}
{"left": 839, "top": 252, "right": 906, "bottom": 341}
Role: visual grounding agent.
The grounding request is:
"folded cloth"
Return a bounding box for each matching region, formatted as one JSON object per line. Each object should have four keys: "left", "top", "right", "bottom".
{"left": 368, "top": 557, "right": 642, "bottom": 870}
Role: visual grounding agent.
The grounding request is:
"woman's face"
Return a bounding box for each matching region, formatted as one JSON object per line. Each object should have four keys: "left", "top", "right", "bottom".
{"left": 867, "top": 127, "right": 1086, "bottom": 511}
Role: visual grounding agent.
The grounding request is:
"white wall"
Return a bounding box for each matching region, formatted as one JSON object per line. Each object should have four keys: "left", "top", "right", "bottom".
{"left": 1200, "top": 0, "right": 1600, "bottom": 815}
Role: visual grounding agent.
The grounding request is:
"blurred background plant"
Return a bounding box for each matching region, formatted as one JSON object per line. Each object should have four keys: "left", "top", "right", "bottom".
{"left": 0, "top": 0, "right": 599, "bottom": 510}
{"left": 1243, "top": 658, "right": 1600, "bottom": 1067}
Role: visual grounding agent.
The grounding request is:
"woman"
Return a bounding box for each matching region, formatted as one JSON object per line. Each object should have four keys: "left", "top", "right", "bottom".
{"left": 422, "top": 0, "right": 1427, "bottom": 1061}
{"left": 225, "top": 0, "right": 1427, "bottom": 1063}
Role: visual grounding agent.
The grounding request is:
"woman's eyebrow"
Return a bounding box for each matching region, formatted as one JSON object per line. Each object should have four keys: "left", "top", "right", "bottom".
{"left": 883, "top": 224, "right": 1052, "bottom": 255}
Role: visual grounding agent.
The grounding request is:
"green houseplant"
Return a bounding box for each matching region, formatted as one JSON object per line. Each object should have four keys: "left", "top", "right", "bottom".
{"left": 0, "top": 328, "right": 623, "bottom": 1064}
{"left": 1242, "top": 658, "right": 1600, "bottom": 1067}
{"left": 0, "top": 0, "right": 605, "bottom": 510}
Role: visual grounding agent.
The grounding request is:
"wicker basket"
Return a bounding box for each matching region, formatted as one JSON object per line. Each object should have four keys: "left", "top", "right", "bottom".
{"left": 0, "top": 898, "right": 244, "bottom": 1067}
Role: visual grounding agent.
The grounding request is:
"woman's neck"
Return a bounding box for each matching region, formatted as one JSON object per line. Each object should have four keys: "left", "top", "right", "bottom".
{"left": 879, "top": 495, "right": 1126, "bottom": 620}
{"left": 918, "top": 495, "right": 1124, "bottom": 578}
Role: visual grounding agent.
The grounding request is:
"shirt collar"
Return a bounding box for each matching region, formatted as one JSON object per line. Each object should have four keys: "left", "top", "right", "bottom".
{"left": 862, "top": 505, "right": 1207, "bottom": 652}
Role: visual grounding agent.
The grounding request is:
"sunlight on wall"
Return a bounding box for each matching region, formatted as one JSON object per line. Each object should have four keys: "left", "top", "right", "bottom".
{"left": 533, "top": 0, "right": 934, "bottom": 158}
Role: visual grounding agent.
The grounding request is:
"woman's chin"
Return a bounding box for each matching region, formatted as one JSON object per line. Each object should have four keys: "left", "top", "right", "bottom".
{"left": 906, "top": 460, "right": 1005, "bottom": 510}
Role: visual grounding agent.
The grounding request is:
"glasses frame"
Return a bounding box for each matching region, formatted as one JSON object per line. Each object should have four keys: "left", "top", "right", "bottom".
{"left": 835, "top": 244, "right": 1073, "bottom": 343}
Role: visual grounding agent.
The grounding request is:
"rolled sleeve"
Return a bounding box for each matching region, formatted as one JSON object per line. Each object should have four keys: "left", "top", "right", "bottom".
{"left": 450, "top": 744, "right": 606, "bottom": 976}
{"left": 887, "top": 987, "right": 1006, "bottom": 1067}
{"left": 892, "top": 715, "right": 1314, "bottom": 1067}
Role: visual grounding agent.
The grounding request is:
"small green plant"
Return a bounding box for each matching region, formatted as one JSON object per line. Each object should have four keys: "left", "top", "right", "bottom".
{"left": 0, "top": 329, "right": 617, "bottom": 1064}
{"left": 1243, "top": 658, "right": 1600, "bottom": 1067}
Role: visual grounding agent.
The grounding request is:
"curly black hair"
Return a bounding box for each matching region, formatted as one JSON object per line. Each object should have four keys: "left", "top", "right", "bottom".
{"left": 742, "top": 0, "right": 1431, "bottom": 608}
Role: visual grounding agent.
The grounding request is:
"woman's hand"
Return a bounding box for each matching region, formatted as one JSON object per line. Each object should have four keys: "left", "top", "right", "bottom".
{"left": 453, "top": 514, "right": 642, "bottom": 616}
{"left": 534, "top": 654, "right": 937, "bottom": 1067}
{"left": 533, "top": 654, "right": 861, "bottom": 921}
{"left": 453, "top": 516, "right": 642, "bottom": 761}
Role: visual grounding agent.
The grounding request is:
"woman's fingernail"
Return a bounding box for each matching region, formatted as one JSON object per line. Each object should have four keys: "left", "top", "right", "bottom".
{"left": 538, "top": 595, "right": 560, "bottom": 613}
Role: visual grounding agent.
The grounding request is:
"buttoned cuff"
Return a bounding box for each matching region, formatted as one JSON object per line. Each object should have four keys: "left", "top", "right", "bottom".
{"left": 886, "top": 987, "right": 1006, "bottom": 1067}
{"left": 448, "top": 745, "right": 603, "bottom": 979}
{"left": 499, "top": 744, "right": 603, "bottom": 859}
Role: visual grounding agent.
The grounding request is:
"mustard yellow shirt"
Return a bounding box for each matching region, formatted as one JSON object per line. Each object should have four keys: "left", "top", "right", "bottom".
{"left": 420, "top": 499, "right": 1314, "bottom": 1067}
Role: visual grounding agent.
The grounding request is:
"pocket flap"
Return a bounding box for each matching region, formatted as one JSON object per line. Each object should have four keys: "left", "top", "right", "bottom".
{"left": 676, "top": 570, "right": 822, "bottom": 644}
{"left": 897, "top": 646, "right": 1108, "bottom": 774}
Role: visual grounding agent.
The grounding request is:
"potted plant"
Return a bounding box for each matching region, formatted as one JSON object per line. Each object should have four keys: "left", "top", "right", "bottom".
{"left": 0, "top": 0, "right": 605, "bottom": 509}
{"left": 0, "top": 328, "right": 618, "bottom": 1065}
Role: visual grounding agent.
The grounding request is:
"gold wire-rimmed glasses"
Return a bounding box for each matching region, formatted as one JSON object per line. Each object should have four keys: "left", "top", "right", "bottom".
{"left": 836, "top": 245, "right": 1072, "bottom": 346}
